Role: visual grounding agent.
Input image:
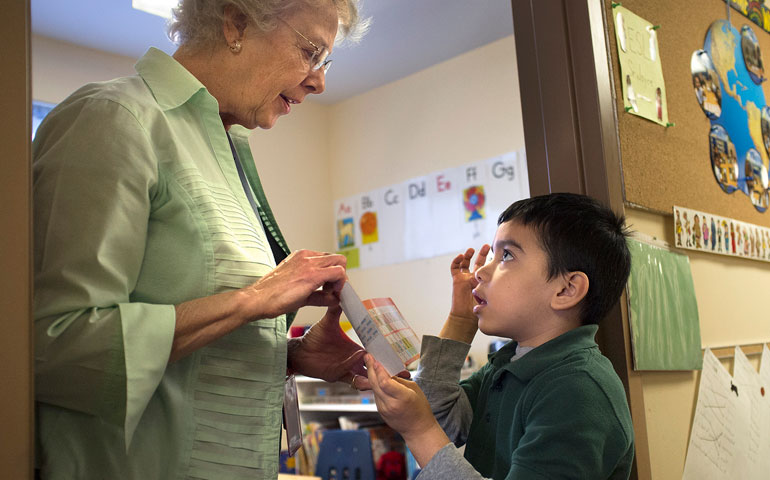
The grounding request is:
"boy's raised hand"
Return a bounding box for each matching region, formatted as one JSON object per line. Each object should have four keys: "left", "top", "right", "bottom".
{"left": 364, "top": 354, "right": 450, "bottom": 467}
{"left": 449, "top": 245, "right": 491, "bottom": 319}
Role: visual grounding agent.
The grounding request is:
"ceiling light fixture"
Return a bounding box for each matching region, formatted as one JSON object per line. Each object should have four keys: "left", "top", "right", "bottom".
{"left": 132, "top": 0, "right": 178, "bottom": 19}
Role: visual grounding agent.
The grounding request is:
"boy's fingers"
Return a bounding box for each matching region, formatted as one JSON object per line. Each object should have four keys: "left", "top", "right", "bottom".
{"left": 473, "top": 244, "right": 491, "bottom": 271}
{"left": 450, "top": 253, "right": 466, "bottom": 272}
{"left": 364, "top": 355, "right": 388, "bottom": 395}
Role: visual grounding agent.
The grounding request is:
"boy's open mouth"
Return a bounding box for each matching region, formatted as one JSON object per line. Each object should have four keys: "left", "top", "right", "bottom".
{"left": 473, "top": 291, "right": 486, "bottom": 306}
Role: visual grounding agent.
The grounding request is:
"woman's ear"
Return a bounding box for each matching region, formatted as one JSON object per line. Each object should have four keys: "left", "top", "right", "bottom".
{"left": 551, "top": 271, "right": 589, "bottom": 311}
{"left": 223, "top": 5, "right": 249, "bottom": 43}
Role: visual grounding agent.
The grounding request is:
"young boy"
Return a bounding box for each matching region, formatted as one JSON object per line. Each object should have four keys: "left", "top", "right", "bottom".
{"left": 364, "top": 193, "right": 635, "bottom": 479}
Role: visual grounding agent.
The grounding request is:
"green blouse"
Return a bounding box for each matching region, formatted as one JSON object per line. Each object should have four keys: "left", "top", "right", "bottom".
{"left": 34, "top": 48, "right": 290, "bottom": 479}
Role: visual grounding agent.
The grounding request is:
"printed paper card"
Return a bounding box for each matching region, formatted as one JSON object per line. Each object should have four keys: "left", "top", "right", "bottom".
{"left": 361, "top": 297, "right": 420, "bottom": 367}
{"left": 613, "top": 5, "right": 670, "bottom": 126}
{"left": 673, "top": 205, "right": 770, "bottom": 263}
{"left": 339, "top": 282, "right": 420, "bottom": 376}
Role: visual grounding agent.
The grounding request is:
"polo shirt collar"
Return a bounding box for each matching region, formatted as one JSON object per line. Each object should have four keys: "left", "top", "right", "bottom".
{"left": 135, "top": 47, "right": 210, "bottom": 111}
{"left": 488, "top": 324, "right": 600, "bottom": 381}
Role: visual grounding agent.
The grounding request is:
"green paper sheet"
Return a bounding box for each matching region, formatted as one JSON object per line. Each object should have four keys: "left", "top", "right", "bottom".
{"left": 626, "top": 239, "right": 702, "bottom": 370}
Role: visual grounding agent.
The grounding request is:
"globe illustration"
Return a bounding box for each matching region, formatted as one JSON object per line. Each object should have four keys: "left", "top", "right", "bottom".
{"left": 701, "top": 20, "right": 770, "bottom": 211}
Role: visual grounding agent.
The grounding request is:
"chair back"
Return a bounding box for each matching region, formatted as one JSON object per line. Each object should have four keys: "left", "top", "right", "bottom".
{"left": 314, "top": 429, "right": 376, "bottom": 480}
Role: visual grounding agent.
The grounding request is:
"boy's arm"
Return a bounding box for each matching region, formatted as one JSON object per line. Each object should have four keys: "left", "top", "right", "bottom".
{"left": 365, "top": 355, "right": 488, "bottom": 480}
{"left": 409, "top": 246, "right": 490, "bottom": 443}
{"left": 440, "top": 245, "right": 490, "bottom": 344}
{"left": 414, "top": 335, "right": 476, "bottom": 444}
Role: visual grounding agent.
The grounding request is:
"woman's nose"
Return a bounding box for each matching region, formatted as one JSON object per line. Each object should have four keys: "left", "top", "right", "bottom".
{"left": 303, "top": 68, "right": 326, "bottom": 95}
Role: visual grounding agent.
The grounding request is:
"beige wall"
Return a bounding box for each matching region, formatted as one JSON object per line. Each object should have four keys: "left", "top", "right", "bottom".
{"left": 328, "top": 36, "right": 524, "bottom": 362}
{"left": 626, "top": 208, "right": 770, "bottom": 479}
{"left": 32, "top": 35, "right": 136, "bottom": 103}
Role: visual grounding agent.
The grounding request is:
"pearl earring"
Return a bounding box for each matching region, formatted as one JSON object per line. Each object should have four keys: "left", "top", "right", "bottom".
{"left": 229, "top": 40, "right": 242, "bottom": 53}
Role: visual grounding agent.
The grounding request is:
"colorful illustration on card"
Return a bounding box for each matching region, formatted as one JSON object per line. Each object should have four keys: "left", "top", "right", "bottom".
{"left": 463, "top": 186, "right": 486, "bottom": 222}
{"left": 673, "top": 205, "right": 770, "bottom": 262}
{"left": 745, "top": 148, "right": 770, "bottom": 210}
{"left": 723, "top": 0, "right": 770, "bottom": 35}
{"left": 337, "top": 217, "right": 355, "bottom": 249}
{"left": 360, "top": 211, "right": 379, "bottom": 244}
{"left": 741, "top": 25, "right": 764, "bottom": 84}
{"left": 694, "top": 20, "right": 770, "bottom": 212}
{"left": 691, "top": 50, "right": 722, "bottom": 119}
{"left": 709, "top": 125, "right": 739, "bottom": 193}
{"left": 336, "top": 247, "right": 360, "bottom": 269}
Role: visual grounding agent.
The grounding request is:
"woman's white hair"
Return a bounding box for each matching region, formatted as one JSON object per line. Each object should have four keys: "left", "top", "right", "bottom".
{"left": 168, "top": 0, "right": 369, "bottom": 50}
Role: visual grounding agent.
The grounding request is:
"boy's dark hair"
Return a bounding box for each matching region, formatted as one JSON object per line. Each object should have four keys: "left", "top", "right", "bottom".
{"left": 498, "top": 193, "right": 631, "bottom": 325}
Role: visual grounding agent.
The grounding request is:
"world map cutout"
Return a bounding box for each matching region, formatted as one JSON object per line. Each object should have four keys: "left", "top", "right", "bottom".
{"left": 694, "top": 20, "right": 770, "bottom": 212}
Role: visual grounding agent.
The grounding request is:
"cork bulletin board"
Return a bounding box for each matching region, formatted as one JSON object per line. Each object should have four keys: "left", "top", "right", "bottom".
{"left": 606, "top": 0, "right": 770, "bottom": 227}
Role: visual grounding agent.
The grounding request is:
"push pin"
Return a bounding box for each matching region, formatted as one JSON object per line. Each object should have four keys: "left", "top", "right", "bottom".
{"left": 612, "top": 2, "right": 622, "bottom": 8}
{"left": 730, "top": 382, "right": 739, "bottom": 397}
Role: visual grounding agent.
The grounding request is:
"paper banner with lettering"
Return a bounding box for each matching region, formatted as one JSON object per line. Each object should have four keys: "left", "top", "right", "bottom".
{"left": 613, "top": 5, "right": 670, "bottom": 126}
{"left": 482, "top": 151, "right": 531, "bottom": 244}
{"left": 334, "top": 149, "right": 529, "bottom": 269}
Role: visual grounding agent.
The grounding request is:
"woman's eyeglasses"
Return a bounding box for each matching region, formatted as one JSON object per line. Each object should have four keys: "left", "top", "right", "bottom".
{"left": 280, "top": 19, "right": 332, "bottom": 73}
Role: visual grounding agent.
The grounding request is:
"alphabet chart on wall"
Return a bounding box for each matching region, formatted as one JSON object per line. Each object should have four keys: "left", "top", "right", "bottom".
{"left": 333, "top": 150, "right": 529, "bottom": 269}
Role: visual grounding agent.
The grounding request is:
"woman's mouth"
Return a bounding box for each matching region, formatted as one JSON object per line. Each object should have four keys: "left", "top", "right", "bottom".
{"left": 279, "top": 95, "right": 299, "bottom": 114}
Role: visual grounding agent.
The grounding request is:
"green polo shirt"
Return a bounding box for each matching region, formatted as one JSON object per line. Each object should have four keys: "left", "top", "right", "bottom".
{"left": 417, "top": 325, "right": 634, "bottom": 479}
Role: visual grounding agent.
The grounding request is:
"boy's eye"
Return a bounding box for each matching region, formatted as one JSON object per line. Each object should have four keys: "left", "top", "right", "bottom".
{"left": 501, "top": 249, "right": 514, "bottom": 261}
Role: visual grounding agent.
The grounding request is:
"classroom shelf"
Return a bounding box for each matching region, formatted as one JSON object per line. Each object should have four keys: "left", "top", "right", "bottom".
{"left": 298, "top": 403, "right": 378, "bottom": 412}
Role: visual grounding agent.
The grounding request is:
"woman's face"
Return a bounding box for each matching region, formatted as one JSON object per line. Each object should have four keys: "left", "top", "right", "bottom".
{"left": 219, "top": 2, "right": 338, "bottom": 129}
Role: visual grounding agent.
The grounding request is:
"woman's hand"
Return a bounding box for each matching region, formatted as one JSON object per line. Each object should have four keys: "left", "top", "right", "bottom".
{"left": 449, "top": 245, "right": 490, "bottom": 319}
{"left": 287, "top": 306, "right": 366, "bottom": 383}
{"left": 364, "top": 354, "right": 450, "bottom": 467}
{"left": 247, "top": 249, "right": 347, "bottom": 320}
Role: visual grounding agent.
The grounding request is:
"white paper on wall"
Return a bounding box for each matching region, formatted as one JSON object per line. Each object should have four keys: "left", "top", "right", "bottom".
{"left": 682, "top": 349, "right": 751, "bottom": 480}
{"left": 758, "top": 345, "right": 770, "bottom": 475}
{"left": 373, "top": 184, "right": 406, "bottom": 266}
{"left": 483, "top": 151, "right": 531, "bottom": 244}
{"left": 427, "top": 167, "right": 465, "bottom": 257}
{"left": 403, "top": 175, "right": 433, "bottom": 261}
{"left": 732, "top": 347, "right": 764, "bottom": 478}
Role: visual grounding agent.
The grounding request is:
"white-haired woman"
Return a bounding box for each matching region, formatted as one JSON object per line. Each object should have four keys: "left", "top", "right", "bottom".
{"left": 33, "top": 1, "right": 367, "bottom": 478}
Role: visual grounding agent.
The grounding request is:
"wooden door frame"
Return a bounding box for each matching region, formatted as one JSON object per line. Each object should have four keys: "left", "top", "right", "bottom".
{"left": 0, "top": 0, "right": 33, "bottom": 478}
{"left": 510, "top": 0, "right": 650, "bottom": 478}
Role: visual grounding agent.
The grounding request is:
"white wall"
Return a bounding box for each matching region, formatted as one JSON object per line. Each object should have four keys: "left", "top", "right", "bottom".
{"left": 327, "top": 36, "right": 524, "bottom": 363}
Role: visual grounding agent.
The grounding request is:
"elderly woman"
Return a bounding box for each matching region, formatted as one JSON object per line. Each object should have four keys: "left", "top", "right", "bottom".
{"left": 33, "top": 0, "right": 367, "bottom": 478}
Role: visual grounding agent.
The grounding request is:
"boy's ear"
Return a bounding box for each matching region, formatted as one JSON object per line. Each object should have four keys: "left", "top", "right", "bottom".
{"left": 551, "top": 271, "right": 589, "bottom": 311}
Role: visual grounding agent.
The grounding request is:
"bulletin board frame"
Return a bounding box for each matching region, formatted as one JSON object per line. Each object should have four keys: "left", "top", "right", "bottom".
{"left": 606, "top": 0, "right": 770, "bottom": 227}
